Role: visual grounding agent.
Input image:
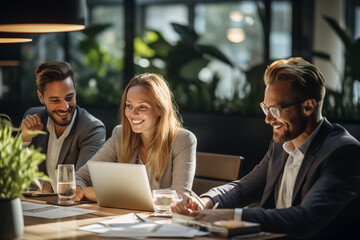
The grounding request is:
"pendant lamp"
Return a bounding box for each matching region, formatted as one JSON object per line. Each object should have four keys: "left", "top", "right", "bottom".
{"left": 0, "top": 44, "right": 21, "bottom": 66}
{"left": 0, "top": 0, "right": 87, "bottom": 33}
{"left": 0, "top": 33, "right": 32, "bottom": 43}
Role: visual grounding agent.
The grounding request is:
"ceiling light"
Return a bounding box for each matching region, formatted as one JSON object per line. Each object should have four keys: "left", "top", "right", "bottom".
{"left": 0, "top": 38, "right": 32, "bottom": 43}
{"left": 0, "top": 33, "right": 32, "bottom": 43}
{"left": 229, "top": 11, "right": 244, "bottom": 22}
{"left": 227, "top": 28, "right": 246, "bottom": 43}
{"left": 0, "top": 44, "right": 22, "bottom": 66}
{"left": 0, "top": 0, "right": 86, "bottom": 33}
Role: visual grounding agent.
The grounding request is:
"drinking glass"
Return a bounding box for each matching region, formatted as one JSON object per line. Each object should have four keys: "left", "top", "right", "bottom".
{"left": 152, "top": 189, "right": 181, "bottom": 216}
{"left": 57, "top": 164, "right": 76, "bottom": 205}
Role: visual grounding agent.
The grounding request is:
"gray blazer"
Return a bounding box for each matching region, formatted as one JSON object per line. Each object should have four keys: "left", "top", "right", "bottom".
{"left": 205, "top": 118, "right": 360, "bottom": 239}
{"left": 76, "top": 126, "right": 197, "bottom": 194}
{"left": 22, "top": 106, "right": 106, "bottom": 173}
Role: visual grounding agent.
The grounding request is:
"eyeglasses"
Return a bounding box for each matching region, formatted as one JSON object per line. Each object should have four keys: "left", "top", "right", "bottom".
{"left": 260, "top": 100, "right": 306, "bottom": 119}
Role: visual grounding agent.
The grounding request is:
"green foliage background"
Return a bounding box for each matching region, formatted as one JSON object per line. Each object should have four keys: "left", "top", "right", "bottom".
{"left": 71, "top": 18, "right": 360, "bottom": 120}
{"left": 0, "top": 115, "right": 48, "bottom": 199}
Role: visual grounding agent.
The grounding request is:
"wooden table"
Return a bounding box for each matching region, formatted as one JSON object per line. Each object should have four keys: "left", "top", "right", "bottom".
{"left": 20, "top": 197, "right": 286, "bottom": 240}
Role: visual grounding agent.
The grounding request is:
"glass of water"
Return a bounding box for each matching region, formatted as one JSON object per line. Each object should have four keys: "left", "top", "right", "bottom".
{"left": 57, "top": 164, "right": 76, "bottom": 205}
{"left": 152, "top": 189, "right": 181, "bottom": 216}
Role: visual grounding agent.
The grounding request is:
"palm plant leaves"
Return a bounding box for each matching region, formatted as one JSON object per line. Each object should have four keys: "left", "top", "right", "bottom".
{"left": 197, "top": 45, "right": 234, "bottom": 68}
{"left": 171, "top": 23, "right": 234, "bottom": 67}
{"left": 172, "top": 23, "right": 198, "bottom": 46}
{"left": 323, "top": 15, "right": 352, "bottom": 49}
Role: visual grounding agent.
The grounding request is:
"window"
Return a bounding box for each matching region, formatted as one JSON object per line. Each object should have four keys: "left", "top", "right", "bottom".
{"left": 355, "top": 6, "right": 360, "bottom": 38}
{"left": 194, "top": 2, "right": 263, "bottom": 102}
{"left": 69, "top": 4, "right": 125, "bottom": 106}
{"left": 270, "top": 1, "right": 292, "bottom": 59}
{"left": 145, "top": 4, "right": 188, "bottom": 44}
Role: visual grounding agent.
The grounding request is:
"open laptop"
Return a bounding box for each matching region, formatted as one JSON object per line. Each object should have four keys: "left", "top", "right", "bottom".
{"left": 88, "top": 161, "right": 154, "bottom": 212}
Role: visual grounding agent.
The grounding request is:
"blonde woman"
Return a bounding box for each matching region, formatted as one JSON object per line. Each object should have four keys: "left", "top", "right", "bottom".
{"left": 75, "top": 73, "right": 197, "bottom": 202}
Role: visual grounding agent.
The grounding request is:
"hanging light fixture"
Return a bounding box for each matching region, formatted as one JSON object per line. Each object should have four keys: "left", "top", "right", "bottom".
{"left": 0, "top": 33, "right": 32, "bottom": 43}
{"left": 0, "top": 44, "right": 22, "bottom": 66}
{"left": 0, "top": 0, "right": 87, "bottom": 33}
{"left": 0, "top": 38, "right": 32, "bottom": 43}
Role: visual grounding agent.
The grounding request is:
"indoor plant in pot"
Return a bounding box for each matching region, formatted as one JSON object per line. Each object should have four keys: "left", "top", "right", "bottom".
{"left": 0, "top": 114, "right": 48, "bottom": 239}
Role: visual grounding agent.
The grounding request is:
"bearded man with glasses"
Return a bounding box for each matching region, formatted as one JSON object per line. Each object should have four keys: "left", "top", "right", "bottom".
{"left": 172, "top": 57, "right": 360, "bottom": 239}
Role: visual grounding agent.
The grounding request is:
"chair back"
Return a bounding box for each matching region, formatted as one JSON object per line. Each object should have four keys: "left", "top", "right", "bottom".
{"left": 193, "top": 152, "right": 243, "bottom": 195}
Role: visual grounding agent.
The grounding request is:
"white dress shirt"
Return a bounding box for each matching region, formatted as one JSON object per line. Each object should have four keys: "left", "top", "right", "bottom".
{"left": 275, "top": 118, "right": 323, "bottom": 208}
{"left": 46, "top": 110, "right": 77, "bottom": 192}
{"left": 275, "top": 146, "right": 304, "bottom": 208}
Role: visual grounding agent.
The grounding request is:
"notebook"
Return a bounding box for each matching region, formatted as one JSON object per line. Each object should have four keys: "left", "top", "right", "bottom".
{"left": 88, "top": 161, "right": 154, "bottom": 211}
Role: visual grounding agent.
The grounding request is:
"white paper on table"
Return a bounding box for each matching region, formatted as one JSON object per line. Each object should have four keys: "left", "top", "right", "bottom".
{"left": 78, "top": 213, "right": 151, "bottom": 233}
{"left": 78, "top": 223, "right": 110, "bottom": 234}
{"left": 100, "top": 222, "right": 159, "bottom": 238}
{"left": 21, "top": 201, "right": 95, "bottom": 219}
{"left": 101, "top": 213, "right": 149, "bottom": 224}
{"left": 148, "top": 223, "right": 209, "bottom": 237}
{"left": 100, "top": 222, "right": 209, "bottom": 238}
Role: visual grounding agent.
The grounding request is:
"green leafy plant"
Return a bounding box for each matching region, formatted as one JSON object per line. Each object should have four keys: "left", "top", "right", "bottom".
{"left": 71, "top": 23, "right": 124, "bottom": 106}
{"left": 0, "top": 114, "right": 49, "bottom": 199}
{"left": 135, "top": 23, "right": 249, "bottom": 113}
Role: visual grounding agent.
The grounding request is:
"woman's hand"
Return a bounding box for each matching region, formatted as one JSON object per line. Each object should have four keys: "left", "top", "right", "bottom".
{"left": 75, "top": 186, "right": 97, "bottom": 202}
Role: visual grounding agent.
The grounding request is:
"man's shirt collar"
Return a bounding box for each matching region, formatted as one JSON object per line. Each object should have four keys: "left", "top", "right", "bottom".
{"left": 283, "top": 118, "right": 324, "bottom": 156}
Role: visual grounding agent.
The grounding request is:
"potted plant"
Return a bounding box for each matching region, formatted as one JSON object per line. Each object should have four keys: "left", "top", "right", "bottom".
{"left": 0, "top": 114, "right": 48, "bottom": 239}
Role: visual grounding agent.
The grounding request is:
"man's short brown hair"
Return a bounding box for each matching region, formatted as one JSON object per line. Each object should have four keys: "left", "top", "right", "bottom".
{"left": 36, "top": 62, "right": 75, "bottom": 94}
{"left": 264, "top": 57, "right": 326, "bottom": 103}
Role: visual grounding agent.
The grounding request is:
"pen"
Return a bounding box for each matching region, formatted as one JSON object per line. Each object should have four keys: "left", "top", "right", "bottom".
{"left": 188, "top": 190, "right": 219, "bottom": 210}
{"left": 212, "top": 202, "right": 219, "bottom": 210}
{"left": 134, "top": 213, "right": 146, "bottom": 222}
{"left": 189, "top": 190, "right": 205, "bottom": 208}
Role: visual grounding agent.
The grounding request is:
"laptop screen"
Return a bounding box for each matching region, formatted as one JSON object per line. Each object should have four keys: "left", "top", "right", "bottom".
{"left": 87, "top": 161, "right": 154, "bottom": 211}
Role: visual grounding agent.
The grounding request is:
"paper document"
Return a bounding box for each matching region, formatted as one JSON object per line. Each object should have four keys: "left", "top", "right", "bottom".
{"left": 100, "top": 222, "right": 160, "bottom": 238}
{"left": 21, "top": 201, "right": 95, "bottom": 219}
{"left": 79, "top": 213, "right": 150, "bottom": 233}
{"left": 148, "top": 223, "right": 208, "bottom": 238}
{"left": 79, "top": 212, "right": 208, "bottom": 238}
{"left": 100, "top": 223, "right": 208, "bottom": 238}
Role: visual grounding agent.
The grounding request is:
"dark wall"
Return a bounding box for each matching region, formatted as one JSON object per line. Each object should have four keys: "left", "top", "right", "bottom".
{"left": 182, "top": 113, "right": 273, "bottom": 178}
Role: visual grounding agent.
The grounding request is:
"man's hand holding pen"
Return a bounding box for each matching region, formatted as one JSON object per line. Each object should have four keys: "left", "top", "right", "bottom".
{"left": 172, "top": 190, "right": 235, "bottom": 222}
{"left": 172, "top": 190, "right": 217, "bottom": 215}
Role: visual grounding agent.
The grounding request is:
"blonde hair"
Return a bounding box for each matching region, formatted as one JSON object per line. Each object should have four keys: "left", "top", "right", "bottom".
{"left": 264, "top": 57, "right": 326, "bottom": 114}
{"left": 119, "top": 73, "right": 182, "bottom": 181}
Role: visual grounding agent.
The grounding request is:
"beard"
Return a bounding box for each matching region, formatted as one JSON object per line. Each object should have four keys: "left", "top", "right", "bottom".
{"left": 45, "top": 105, "right": 75, "bottom": 127}
{"left": 273, "top": 114, "right": 308, "bottom": 143}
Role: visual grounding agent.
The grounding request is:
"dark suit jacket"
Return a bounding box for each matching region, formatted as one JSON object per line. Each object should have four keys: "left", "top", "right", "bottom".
{"left": 23, "top": 106, "right": 106, "bottom": 173}
{"left": 205, "top": 118, "right": 360, "bottom": 239}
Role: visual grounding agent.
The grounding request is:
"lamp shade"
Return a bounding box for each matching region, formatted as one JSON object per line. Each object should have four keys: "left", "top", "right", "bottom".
{"left": 0, "top": 0, "right": 87, "bottom": 33}
{"left": 0, "top": 33, "right": 32, "bottom": 43}
{"left": 0, "top": 38, "right": 32, "bottom": 43}
{"left": 0, "top": 44, "right": 21, "bottom": 66}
